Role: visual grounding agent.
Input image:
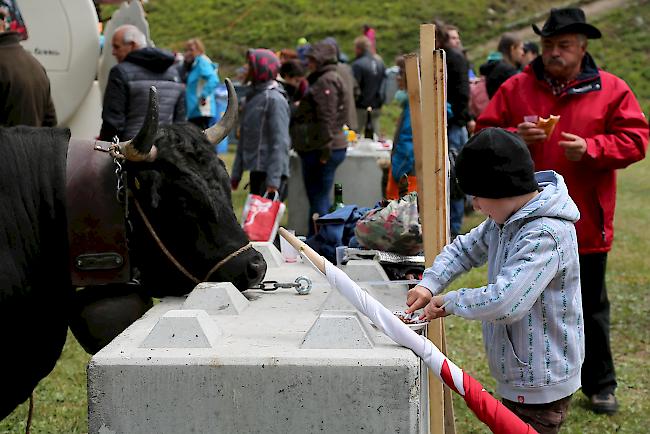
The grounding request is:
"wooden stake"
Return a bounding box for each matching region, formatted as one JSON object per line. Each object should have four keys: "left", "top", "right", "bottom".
{"left": 406, "top": 24, "right": 455, "bottom": 434}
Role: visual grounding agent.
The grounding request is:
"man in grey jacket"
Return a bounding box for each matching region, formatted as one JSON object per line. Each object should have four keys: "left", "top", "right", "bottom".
{"left": 406, "top": 128, "right": 584, "bottom": 433}
{"left": 99, "top": 25, "right": 184, "bottom": 141}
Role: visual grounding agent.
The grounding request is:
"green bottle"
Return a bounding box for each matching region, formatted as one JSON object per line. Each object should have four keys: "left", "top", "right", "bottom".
{"left": 329, "top": 183, "right": 345, "bottom": 212}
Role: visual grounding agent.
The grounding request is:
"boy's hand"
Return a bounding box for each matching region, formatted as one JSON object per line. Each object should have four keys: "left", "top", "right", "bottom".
{"left": 422, "top": 295, "right": 450, "bottom": 320}
{"left": 405, "top": 285, "right": 432, "bottom": 314}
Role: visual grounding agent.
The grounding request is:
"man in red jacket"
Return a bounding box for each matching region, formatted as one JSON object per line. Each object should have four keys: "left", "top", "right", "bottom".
{"left": 476, "top": 7, "right": 649, "bottom": 415}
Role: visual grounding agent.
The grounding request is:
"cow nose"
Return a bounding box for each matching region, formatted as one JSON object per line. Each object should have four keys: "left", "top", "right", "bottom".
{"left": 246, "top": 254, "right": 267, "bottom": 286}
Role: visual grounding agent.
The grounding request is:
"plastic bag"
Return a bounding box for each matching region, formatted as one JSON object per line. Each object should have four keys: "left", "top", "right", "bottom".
{"left": 354, "top": 192, "right": 422, "bottom": 255}
{"left": 241, "top": 192, "right": 285, "bottom": 242}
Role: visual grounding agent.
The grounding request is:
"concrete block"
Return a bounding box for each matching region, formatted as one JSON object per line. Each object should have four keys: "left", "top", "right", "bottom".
{"left": 89, "top": 258, "right": 426, "bottom": 433}
{"left": 300, "top": 311, "right": 374, "bottom": 349}
{"left": 139, "top": 310, "right": 221, "bottom": 349}
{"left": 287, "top": 150, "right": 389, "bottom": 235}
{"left": 182, "top": 282, "right": 249, "bottom": 315}
{"left": 252, "top": 241, "right": 285, "bottom": 268}
{"left": 342, "top": 259, "right": 390, "bottom": 282}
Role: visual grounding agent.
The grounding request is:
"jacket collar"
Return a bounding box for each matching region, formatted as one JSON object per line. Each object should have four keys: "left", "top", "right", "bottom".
{"left": 307, "top": 63, "right": 337, "bottom": 85}
{"left": 530, "top": 52, "right": 601, "bottom": 95}
{"left": 0, "top": 32, "right": 21, "bottom": 48}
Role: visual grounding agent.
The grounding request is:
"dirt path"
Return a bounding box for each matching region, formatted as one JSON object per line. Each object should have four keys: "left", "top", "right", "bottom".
{"left": 468, "top": 0, "right": 633, "bottom": 57}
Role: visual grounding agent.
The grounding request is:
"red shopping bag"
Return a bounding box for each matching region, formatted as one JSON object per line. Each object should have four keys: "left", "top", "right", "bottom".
{"left": 241, "top": 192, "right": 286, "bottom": 242}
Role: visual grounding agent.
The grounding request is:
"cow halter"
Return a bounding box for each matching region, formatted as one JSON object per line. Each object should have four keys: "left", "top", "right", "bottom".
{"left": 132, "top": 194, "right": 253, "bottom": 285}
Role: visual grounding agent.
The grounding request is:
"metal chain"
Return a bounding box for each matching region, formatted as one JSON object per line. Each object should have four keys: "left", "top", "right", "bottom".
{"left": 252, "top": 277, "right": 312, "bottom": 295}
{"left": 112, "top": 136, "right": 128, "bottom": 211}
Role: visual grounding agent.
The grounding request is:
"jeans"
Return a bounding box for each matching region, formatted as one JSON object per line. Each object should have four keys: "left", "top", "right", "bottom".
{"left": 300, "top": 148, "right": 347, "bottom": 236}
{"left": 356, "top": 107, "right": 382, "bottom": 138}
{"left": 579, "top": 253, "right": 617, "bottom": 396}
{"left": 448, "top": 124, "right": 468, "bottom": 236}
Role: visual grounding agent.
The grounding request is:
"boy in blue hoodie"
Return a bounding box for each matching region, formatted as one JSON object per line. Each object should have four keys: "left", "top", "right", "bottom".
{"left": 406, "top": 128, "right": 584, "bottom": 433}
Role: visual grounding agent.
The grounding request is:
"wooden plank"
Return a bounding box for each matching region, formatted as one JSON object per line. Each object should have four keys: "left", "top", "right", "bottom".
{"left": 418, "top": 23, "right": 447, "bottom": 434}
{"left": 432, "top": 45, "right": 456, "bottom": 434}
{"left": 404, "top": 54, "right": 423, "bottom": 197}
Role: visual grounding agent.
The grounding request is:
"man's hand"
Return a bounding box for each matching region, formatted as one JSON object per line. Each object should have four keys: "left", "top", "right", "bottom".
{"left": 422, "top": 295, "right": 450, "bottom": 320}
{"left": 466, "top": 120, "right": 476, "bottom": 136}
{"left": 265, "top": 185, "right": 278, "bottom": 195}
{"left": 517, "top": 121, "right": 547, "bottom": 145}
{"left": 405, "top": 285, "right": 432, "bottom": 314}
{"left": 230, "top": 178, "right": 240, "bottom": 190}
{"left": 558, "top": 132, "right": 587, "bottom": 161}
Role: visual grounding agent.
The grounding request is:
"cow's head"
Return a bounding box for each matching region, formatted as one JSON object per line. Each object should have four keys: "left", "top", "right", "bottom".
{"left": 123, "top": 82, "right": 267, "bottom": 296}
{"left": 70, "top": 82, "right": 266, "bottom": 354}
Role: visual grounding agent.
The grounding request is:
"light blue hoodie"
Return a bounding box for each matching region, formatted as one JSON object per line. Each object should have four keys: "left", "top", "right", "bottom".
{"left": 420, "top": 171, "right": 584, "bottom": 404}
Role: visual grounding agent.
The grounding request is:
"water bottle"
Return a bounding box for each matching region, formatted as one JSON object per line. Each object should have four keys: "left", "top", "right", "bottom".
{"left": 329, "top": 183, "right": 345, "bottom": 213}
{"left": 364, "top": 107, "right": 374, "bottom": 140}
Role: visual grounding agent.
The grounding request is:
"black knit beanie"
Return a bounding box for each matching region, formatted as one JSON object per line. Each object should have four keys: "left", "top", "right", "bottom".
{"left": 455, "top": 128, "right": 538, "bottom": 199}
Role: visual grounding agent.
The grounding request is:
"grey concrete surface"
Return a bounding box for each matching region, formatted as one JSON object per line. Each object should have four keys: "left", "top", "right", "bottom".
{"left": 287, "top": 147, "right": 390, "bottom": 236}
{"left": 88, "top": 248, "right": 428, "bottom": 433}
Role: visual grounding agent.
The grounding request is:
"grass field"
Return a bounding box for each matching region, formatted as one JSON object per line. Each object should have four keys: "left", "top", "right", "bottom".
{"left": 2, "top": 0, "right": 649, "bottom": 432}
{"left": 3, "top": 153, "right": 647, "bottom": 433}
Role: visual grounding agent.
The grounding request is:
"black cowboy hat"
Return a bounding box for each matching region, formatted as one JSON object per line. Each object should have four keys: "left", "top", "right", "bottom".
{"left": 533, "top": 8, "right": 602, "bottom": 39}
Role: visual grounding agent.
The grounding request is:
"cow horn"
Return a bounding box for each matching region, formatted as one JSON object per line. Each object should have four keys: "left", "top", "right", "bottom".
{"left": 120, "top": 86, "right": 159, "bottom": 161}
{"left": 204, "top": 78, "right": 238, "bottom": 144}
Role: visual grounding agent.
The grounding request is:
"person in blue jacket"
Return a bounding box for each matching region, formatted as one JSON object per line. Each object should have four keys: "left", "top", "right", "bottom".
{"left": 183, "top": 38, "right": 219, "bottom": 129}
{"left": 406, "top": 128, "right": 584, "bottom": 433}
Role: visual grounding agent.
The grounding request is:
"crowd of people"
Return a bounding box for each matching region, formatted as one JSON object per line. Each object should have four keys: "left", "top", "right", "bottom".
{"left": 2, "top": 3, "right": 649, "bottom": 432}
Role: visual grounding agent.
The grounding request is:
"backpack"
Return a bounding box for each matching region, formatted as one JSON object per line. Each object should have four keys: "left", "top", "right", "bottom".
{"left": 469, "top": 77, "right": 490, "bottom": 118}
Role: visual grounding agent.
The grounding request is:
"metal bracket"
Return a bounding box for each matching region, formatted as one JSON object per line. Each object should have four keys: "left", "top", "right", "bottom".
{"left": 75, "top": 252, "right": 124, "bottom": 270}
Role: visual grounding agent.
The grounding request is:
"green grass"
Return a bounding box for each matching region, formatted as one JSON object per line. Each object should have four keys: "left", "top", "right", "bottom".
{"left": 139, "top": 0, "right": 593, "bottom": 77}
{"left": 2, "top": 1, "right": 649, "bottom": 432}
{"left": 587, "top": 0, "right": 650, "bottom": 115}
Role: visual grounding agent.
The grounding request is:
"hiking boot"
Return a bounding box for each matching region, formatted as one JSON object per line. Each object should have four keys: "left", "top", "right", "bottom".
{"left": 590, "top": 392, "right": 619, "bottom": 414}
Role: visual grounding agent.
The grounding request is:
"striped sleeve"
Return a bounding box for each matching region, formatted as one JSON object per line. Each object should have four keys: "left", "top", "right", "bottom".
{"left": 443, "top": 226, "right": 559, "bottom": 323}
{"left": 419, "top": 221, "right": 490, "bottom": 295}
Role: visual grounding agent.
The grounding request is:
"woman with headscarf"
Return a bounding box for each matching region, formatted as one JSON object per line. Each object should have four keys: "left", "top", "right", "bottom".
{"left": 231, "top": 49, "right": 291, "bottom": 199}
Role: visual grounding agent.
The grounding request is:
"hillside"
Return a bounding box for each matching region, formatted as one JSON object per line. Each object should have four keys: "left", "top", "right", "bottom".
{"left": 144, "top": 0, "right": 592, "bottom": 72}
{"left": 138, "top": 0, "right": 649, "bottom": 114}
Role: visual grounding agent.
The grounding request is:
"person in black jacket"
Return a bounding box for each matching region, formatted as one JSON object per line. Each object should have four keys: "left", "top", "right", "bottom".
{"left": 351, "top": 35, "right": 385, "bottom": 136}
{"left": 435, "top": 22, "right": 471, "bottom": 238}
{"left": 99, "top": 25, "right": 185, "bottom": 141}
{"left": 479, "top": 33, "right": 525, "bottom": 99}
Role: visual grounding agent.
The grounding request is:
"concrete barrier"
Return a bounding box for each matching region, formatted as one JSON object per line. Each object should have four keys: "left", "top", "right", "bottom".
{"left": 88, "top": 249, "right": 428, "bottom": 433}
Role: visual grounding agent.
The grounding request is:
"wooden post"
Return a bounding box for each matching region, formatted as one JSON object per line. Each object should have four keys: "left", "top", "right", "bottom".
{"left": 406, "top": 24, "right": 455, "bottom": 434}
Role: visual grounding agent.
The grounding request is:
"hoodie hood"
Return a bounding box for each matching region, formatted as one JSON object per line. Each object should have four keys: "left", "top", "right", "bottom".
{"left": 506, "top": 170, "right": 580, "bottom": 226}
{"left": 479, "top": 59, "right": 500, "bottom": 77}
{"left": 124, "top": 47, "right": 175, "bottom": 73}
{"left": 306, "top": 41, "right": 338, "bottom": 67}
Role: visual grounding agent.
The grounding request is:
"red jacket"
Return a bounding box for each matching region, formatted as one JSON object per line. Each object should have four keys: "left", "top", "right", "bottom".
{"left": 476, "top": 54, "right": 648, "bottom": 254}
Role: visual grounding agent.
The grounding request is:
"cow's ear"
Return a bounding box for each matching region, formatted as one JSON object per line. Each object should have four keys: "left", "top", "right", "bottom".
{"left": 204, "top": 78, "right": 238, "bottom": 145}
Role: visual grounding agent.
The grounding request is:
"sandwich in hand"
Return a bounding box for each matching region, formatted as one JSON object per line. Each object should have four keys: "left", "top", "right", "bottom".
{"left": 536, "top": 115, "right": 560, "bottom": 137}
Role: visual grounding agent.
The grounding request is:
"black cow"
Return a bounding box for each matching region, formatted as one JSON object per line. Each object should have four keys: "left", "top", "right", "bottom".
{"left": 0, "top": 81, "right": 266, "bottom": 419}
